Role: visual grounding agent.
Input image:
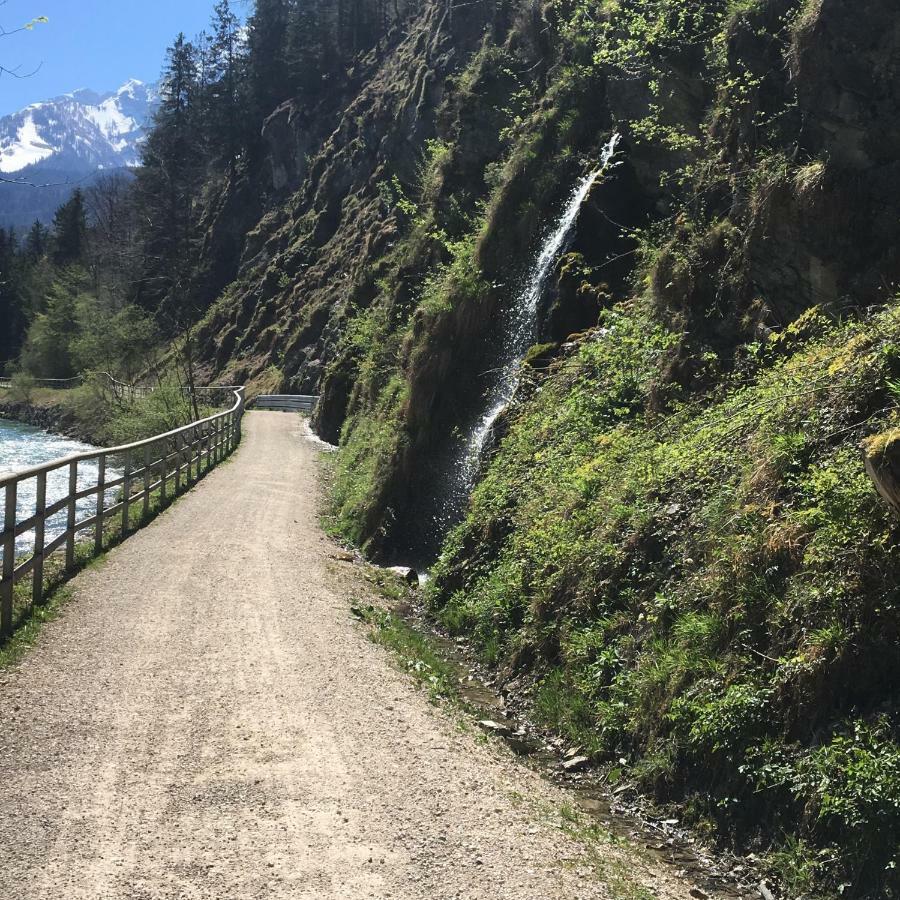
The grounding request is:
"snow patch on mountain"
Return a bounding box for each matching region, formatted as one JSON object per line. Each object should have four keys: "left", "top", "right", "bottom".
{"left": 3, "top": 115, "right": 54, "bottom": 171}
{"left": 0, "top": 79, "right": 159, "bottom": 175}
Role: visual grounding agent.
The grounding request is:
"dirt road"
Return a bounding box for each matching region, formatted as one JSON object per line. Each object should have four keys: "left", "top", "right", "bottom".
{"left": 0, "top": 412, "right": 699, "bottom": 899}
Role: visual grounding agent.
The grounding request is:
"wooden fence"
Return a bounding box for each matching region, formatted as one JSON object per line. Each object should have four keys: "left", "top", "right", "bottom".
{"left": 0, "top": 373, "right": 147, "bottom": 398}
{"left": 0, "top": 387, "right": 245, "bottom": 638}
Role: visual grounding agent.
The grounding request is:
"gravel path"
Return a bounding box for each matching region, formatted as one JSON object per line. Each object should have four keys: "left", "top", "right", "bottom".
{"left": 0, "top": 412, "right": 700, "bottom": 900}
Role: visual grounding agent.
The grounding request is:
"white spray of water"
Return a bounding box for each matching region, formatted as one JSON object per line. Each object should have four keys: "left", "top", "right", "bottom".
{"left": 459, "top": 134, "right": 621, "bottom": 489}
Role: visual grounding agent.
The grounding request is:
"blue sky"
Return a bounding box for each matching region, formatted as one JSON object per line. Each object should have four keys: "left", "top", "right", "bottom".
{"left": 0, "top": 0, "right": 247, "bottom": 115}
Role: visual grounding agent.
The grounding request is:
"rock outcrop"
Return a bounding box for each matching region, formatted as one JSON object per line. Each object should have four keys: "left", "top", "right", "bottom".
{"left": 863, "top": 428, "right": 900, "bottom": 515}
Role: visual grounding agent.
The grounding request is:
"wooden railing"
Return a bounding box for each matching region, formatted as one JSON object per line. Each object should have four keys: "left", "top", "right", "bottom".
{"left": 0, "top": 387, "right": 245, "bottom": 637}
{"left": 0, "top": 372, "right": 147, "bottom": 398}
{"left": 95, "top": 372, "right": 152, "bottom": 402}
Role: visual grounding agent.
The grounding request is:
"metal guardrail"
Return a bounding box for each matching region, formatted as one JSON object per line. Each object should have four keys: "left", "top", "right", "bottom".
{"left": 252, "top": 394, "right": 318, "bottom": 413}
{"left": 0, "top": 376, "right": 84, "bottom": 390}
{"left": 0, "top": 387, "right": 246, "bottom": 637}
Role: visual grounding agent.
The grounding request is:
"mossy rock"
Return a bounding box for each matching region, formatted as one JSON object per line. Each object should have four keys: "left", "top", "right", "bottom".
{"left": 862, "top": 427, "right": 900, "bottom": 514}
{"left": 523, "top": 342, "right": 559, "bottom": 369}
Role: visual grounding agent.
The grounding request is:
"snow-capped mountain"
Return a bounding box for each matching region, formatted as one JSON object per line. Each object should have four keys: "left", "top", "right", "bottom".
{"left": 0, "top": 79, "right": 159, "bottom": 175}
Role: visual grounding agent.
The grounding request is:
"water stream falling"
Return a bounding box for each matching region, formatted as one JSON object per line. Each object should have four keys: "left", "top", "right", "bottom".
{"left": 460, "top": 134, "right": 621, "bottom": 489}
{"left": 414, "top": 135, "right": 622, "bottom": 560}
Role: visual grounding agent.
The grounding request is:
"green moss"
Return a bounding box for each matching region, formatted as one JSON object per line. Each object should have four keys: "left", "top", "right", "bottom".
{"left": 331, "top": 375, "right": 409, "bottom": 549}
{"left": 862, "top": 426, "right": 900, "bottom": 460}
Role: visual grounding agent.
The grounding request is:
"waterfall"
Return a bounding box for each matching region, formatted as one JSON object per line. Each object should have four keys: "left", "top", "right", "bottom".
{"left": 459, "top": 134, "right": 621, "bottom": 489}
{"left": 406, "top": 135, "right": 621, "bottom": 564}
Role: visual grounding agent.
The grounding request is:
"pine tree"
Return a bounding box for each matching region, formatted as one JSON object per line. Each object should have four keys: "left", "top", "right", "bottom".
{"left": 51, "top": 189, "right": 87, "bottom": 265}
{"left": 135, "top": 33, "right": 202, "bottom": 312}
{"left": 206, "top": 0, "right": 245, "bottom": 173}
{"left": 18, "top": 270, "right": 83, "bottom": 377}
{"left": 286, "top": 0, "right": 337, "bottom": 102}
{"left": 0, "top": 228, "right": 27, "bottom": 364}
{"left": 246, "top": 0, "right": 290, "bottom": 123}
{"left": 24, "top": 220, "right": 49, "bottom": 263}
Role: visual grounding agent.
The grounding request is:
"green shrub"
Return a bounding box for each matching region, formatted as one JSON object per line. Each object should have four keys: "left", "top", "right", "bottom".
{"left": 8, "top": 371, "right": 36, "bottom": 404}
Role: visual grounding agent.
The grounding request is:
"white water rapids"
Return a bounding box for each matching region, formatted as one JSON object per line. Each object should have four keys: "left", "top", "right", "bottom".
{"left": 0, "top": 419, "right": 113, "bottom": 556}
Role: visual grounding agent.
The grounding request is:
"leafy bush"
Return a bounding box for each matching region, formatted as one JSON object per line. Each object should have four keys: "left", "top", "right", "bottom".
{"left": 105, "top": 379, "right": 211, "bottom": 445}
{"left": 7, "top": 371, "right": 36, "bottom": 404}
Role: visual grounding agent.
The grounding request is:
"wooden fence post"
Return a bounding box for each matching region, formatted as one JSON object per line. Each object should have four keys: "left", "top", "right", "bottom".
{"left": 33, "top": 471, "right": 46, "bottom": 607}
{"left": 160, "top": 439, "right": 168, "bottom": 506}
{"left": 95, "top": 455, "right": 106, "bottom": 554}
{"left": 121, "top": 449, "right": 132, "bottom": 536}
{"left": 174, "top": 432, "right": 182, "bottom": 494}
{"left": 66, "top": 460, "right": 77, "bottom": 571}
{"left": 1, "top": 482, "right": 16, "bottom": 636}
{"left": 142, "top": 444, "right": 151, "bottom": 520}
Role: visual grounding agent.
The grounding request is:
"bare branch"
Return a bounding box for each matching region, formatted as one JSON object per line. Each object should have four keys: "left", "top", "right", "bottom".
{"left": 0, "top": 59, "right": 42, "bottom": 79}
{"left": 0, "top": 8, "right": 48, "bottom": 82}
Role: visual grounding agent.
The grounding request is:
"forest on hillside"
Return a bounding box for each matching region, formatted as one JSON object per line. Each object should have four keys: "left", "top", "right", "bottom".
{"left": 3, "top": 1, "right": 900, "bottom": 897}
{"left": 0, "top": 0, "right": 411, "bottom": 378}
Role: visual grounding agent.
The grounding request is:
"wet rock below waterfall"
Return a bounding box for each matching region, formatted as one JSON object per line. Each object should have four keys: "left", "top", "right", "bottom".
{"left": 387, "top": 566, "right": 420, "bottom": 586}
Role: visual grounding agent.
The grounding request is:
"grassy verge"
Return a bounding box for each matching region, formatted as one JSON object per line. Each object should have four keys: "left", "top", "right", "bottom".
{"left": 0, "top": 378, "right": 217, "bottom": 446}
{"left": 351, "top": 567, "right": 686, "bottom": 900}
{"left": 0, "top": 386, "right": 78, "bottom": 406}
{"left": 556, "top": 803, "right": 658, "bottom": 900}
{"left": 0, "top": 585, "right": 76, "bottom": 669}
{"left": 349, "top": 587, "right": 458, "bottom": 704}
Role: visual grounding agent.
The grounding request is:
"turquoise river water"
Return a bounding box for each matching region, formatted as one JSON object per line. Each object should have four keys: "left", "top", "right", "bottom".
{"left": 0, "top": 418, "right": 108, "bottom": 555}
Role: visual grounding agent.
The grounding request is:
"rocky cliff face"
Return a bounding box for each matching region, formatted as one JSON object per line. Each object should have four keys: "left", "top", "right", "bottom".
{"left": 195, "top": 0, "right": 618, "bottom": 550}
{"left": 195, "top": 2, "right": 503, "bottom": 391}
{"left": 194, "top": 0, "right": 900, "bottom": 555}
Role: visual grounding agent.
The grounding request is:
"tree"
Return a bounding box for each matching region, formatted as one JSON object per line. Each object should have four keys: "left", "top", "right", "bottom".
{"left": 0, "top": 226, "right": 26, "bottom": 364}
{"left": 23, "top": 219, "right": 48, "bottom": 262}
{"left": 135, "top": 33, "right": 202, "bottom": 314}
{"left": 72, "top": 299, "right": 158, "bottom": 381}
{"left": 205, "top": 0, "right": 245, "bottom": 173}
{"left": 286, "top": 0, "right": 338, "bottom": 102}
{"left": 51, "top": 189, "right": 87, "bottom": 265}
{"left": 84, "top": 173, "right": 141, "bottom": 301}
{"left": 246, "top": 0, "right": 290, "bottom": 123}
{"left": 18, "top": 268, "right": 83, "bottom": 377}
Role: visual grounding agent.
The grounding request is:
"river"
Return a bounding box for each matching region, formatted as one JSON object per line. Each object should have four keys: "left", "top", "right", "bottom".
{"left": 0, "top": 418, "right": 109, "bottom": 555}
